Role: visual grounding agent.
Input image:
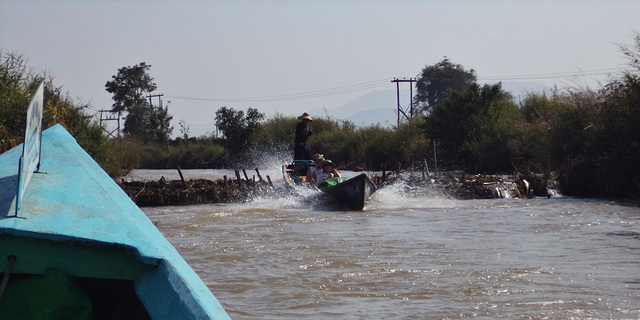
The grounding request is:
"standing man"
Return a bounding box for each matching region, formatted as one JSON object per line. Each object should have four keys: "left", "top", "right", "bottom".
{"left": 295, "top": 112, "right": 313, "bottom": 160}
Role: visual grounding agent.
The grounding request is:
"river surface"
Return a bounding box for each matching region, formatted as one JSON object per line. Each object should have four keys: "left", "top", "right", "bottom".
{"left": 138, "top": 169, "right": 640, "bottom": 319}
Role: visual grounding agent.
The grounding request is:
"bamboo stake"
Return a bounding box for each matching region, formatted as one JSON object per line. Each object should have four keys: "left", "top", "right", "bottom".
{"left": 266, "top": 175, "right": 273, "bottom": 187}
{"left": 424, "top": 158, "right": 430, "bottom": 177}
{"left": 255, "top": 168, "right": 264, "bottom": 181}
{"left": 177, "top": 166, "right": 186, "bottom": 187}
{"left": 235, "top": 169, "right": 242, "bottom": 186}
{"left": 433, "top": 140, "right": 438, "bottom": 173}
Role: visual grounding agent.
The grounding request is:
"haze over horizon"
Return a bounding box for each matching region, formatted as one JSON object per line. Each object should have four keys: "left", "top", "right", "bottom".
{"left": 2, "top": 1, "right": 638, "bottom": 135}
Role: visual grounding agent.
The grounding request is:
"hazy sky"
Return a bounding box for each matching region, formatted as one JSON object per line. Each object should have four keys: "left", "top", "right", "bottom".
{"left": 2, "top": 1, "right": 639, "bottom": 132}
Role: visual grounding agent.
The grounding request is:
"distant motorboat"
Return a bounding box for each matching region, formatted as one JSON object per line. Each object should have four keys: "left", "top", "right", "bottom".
{"left": 282, "top": 160, "right": 376, "bottom": 210}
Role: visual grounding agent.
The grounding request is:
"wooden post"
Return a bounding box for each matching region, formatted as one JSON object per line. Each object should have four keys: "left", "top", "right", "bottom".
{"left": 424, "top": 158, "right": 430, "bottom": 177}
{"left": 235, "top": 169, "right": 242, "bottom": 186}
{"left": 223, "top": 175, "right": 229, "bottom": 196}
{"left": 255, "top": 168, "right": 264, "bottom": 181}
{"left": 177, "top": 166, "right": 186, "bottom": 187}
{"left": 433, "top": 140, "right": 438, "bottom": 173}
{"left": 266, "top": 175, "right": 273, "bottom": 187}
{"left": 242, "top": 169, "right": 249, "bottom": 181}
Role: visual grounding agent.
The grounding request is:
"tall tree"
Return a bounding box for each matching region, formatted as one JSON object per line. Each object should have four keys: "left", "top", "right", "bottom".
{"left": 123, "top": 103, "right": 173, "bottom": 144}
{"left": 414, "top": 58, "right": 477, "bottom": 113}
{"left": 105, "top": 62, "right": 156, "bottom": 113}
{"left": 105, "top": 62, "right": 172, "bottom": 143}
{"left": 215, "top": 107, "right": 264, "bottom": 151}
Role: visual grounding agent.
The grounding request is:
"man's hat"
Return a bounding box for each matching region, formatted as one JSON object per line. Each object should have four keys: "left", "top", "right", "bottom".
{"left": 298, "top": 112, "right": 312, "bottom": 121}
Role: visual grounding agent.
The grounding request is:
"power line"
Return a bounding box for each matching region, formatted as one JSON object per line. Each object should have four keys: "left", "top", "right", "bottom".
{"left": 479, "top": 68, "right": 620, "bottom": 81}
{"left": 165, "top": 68, "right": 623, "bottom": 104}
{"left": 167, "top": 78, "right": 390, "bottom": 103}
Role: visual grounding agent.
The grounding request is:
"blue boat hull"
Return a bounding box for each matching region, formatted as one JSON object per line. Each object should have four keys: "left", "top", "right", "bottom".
{"left": 0, "top": 124, "right": 230, "bottom": 319}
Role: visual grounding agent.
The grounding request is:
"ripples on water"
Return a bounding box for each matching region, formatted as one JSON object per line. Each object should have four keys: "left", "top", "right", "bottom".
{"left": 143, "top": 175, "right": 640, "bottom": 319}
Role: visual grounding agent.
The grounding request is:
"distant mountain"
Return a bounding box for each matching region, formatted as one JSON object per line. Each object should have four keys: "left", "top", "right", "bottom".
{"left": 310, "top": 89, "right": 407, "bottom": 128}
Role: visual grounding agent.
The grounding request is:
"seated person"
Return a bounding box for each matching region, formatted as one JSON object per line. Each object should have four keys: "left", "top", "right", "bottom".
{"left": 325, "top": 160, "right": 341, "bottom": 179}
{"left": 306, "top": 154, "right": 324, "bottom": 184}
{"left": 316, "top": 159, "right": 341, "bottom": 185}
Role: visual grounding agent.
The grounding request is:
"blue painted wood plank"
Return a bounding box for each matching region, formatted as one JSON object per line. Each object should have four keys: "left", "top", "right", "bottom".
{"left": 0, "top": 124, "right": 230, "bottom": 319}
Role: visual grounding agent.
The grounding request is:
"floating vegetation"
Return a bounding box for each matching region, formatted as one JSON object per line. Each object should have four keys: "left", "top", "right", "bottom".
{"left": 120, "top": 169, "right": 289, "bottom": 207}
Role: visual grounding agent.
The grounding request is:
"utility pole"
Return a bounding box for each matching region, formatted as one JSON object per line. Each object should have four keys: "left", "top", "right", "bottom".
{"left": 99, "top": 110, "right": 121, "bottom": 138}
{"left": 391, "top": 77, "right": 416, "bottom": 127}
{"left": 147, "top": 93, "right": 164, "bottom": 108}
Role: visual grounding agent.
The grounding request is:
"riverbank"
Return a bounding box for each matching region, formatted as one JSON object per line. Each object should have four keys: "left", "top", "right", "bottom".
{"left": 119, "top": 170, "right": 557, "bottom": 207}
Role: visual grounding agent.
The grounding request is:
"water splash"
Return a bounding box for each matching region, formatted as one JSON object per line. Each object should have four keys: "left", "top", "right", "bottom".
{"left": 368, "top": 173, "right": 465, "bottom": 211}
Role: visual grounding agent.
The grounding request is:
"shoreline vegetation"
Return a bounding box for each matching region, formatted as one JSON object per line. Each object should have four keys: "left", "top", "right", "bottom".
{"left": 119, "top": 167, "right": 555, "bottom": 207}
{"left": 3, "top": 33, "right": 640, "bottom": 203}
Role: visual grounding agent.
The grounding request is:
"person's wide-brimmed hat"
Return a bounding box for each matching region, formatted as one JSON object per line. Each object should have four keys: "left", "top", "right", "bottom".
{"left": 322, "top": 160, "right": 334, "bottom": 167}
{"left": 298, "top": 112, "right": 312, "bottom": 121}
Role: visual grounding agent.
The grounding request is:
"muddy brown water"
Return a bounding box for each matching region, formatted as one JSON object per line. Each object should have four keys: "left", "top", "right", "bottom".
{"left": 140, "top": 170, "right": 640, "bottom": 319}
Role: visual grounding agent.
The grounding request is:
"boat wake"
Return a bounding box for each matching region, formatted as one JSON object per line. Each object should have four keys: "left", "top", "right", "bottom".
{"left": 367, "top": 174, "right": 465, "bottom": 211}
{"left": 250, "top": 172, "right": 467, "bottom": 212}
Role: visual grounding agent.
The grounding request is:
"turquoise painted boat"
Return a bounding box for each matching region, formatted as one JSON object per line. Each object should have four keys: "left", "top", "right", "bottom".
{"left": 0, "top": 124, "right": 231, "bottom": 319}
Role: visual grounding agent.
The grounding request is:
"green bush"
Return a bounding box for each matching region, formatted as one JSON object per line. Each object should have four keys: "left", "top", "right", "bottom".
{"left": 255, "top": 114, "right": 432, "bottom": 172}
{"left": 425, "top": 83, "right": 521, "bottom": 172}
{"left": 129, "top": 137, "right": 226, "bottom": 169}
{"left": 254, "top": 113, "right": 298, "bottom": 158}
{"left": 515, "top": 93, "right": 567, "bottom": 171}
{"left": 353, "top": 125, "right": 398, "bottom": 170}
{"left": 0, "top": 52, "right": 125, "bottom": 177}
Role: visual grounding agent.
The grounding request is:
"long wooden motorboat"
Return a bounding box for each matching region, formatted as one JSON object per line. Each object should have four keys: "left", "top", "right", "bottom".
{"left": 282, "top": 160, "right": 314, "bottom": 187}
{"left": 0, "top": 124, "right": 231, "bottom": 319}
{"left": 319, "top": 173, "right": 376, "bottom": 211}
{"left": 282, "top": 161, "right": 376, "bottom": 210}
